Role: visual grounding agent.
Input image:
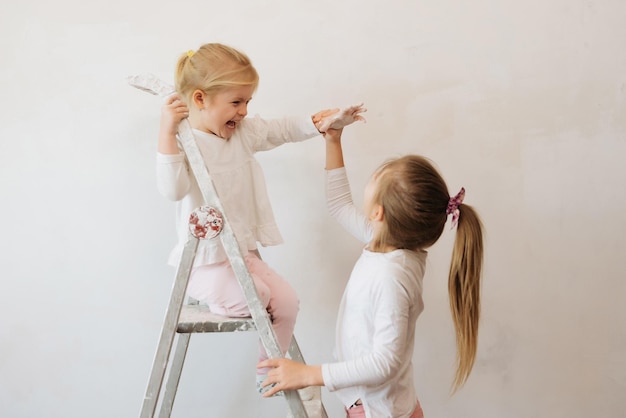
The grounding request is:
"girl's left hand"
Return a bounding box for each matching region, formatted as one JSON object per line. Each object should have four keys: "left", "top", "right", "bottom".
{"left": 257, "top": 358, "right": 323, "bottom": 397}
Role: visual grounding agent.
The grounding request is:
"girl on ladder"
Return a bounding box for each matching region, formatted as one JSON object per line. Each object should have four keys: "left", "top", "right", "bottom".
{"left": 156, "top": 42, "right": 365, "bottom": 394}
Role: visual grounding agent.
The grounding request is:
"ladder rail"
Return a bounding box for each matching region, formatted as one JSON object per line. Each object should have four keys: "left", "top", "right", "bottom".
{"left": 157, "top": 332, "right": 191, "bottom": 418}
{"left": 157, "top": 298, "right": 198, "bottom": 418}
{"left": 140, "top": 236, "right": 199, "bottom": 418}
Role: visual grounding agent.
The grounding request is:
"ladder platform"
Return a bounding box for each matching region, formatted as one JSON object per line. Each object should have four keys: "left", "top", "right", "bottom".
{"left": 177, "top": 305, "right": 257, "bottom": 333}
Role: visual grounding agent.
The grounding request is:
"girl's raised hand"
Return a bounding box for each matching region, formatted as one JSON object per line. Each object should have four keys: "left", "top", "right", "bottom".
{"left": 160, "top": 94, "right": 189, "bottom": 136}
{"left": 315, "top": 103, "right": 367, "bottom": 133}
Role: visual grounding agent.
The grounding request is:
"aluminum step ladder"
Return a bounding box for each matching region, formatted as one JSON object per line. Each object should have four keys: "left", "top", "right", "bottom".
{"left": 129, "top": 74, "right": 328, "bottom": 418}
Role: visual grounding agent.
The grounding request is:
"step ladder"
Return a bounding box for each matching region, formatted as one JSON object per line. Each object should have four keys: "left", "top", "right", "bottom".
{"left": 129, "top": 74, "right": 328, "bottom": 418}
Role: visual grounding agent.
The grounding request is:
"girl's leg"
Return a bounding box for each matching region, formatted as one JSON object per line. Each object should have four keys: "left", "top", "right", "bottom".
{"left": 186, "top": 253, "right": 299, "bottom": 368}
{"left": 187, "top": 258, "right": 271, "bottom": 318}
{"left": 244, "top": 253, "right": 299, "bottom": 368}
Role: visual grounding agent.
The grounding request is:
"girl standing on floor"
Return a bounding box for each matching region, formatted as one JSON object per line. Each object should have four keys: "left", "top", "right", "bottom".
{"left": 258, "top": 125, "right": 484, "bottom": 417}
{"left": 156, "top": 42, "right": 365, "bottom": 394}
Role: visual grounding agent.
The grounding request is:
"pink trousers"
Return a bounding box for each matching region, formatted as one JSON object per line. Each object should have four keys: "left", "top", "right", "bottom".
{"left": 345, "top": 402, "right": 423, "bottom": 418}
{"left": 186, "top": 252, "right": 299, "bottom": 374}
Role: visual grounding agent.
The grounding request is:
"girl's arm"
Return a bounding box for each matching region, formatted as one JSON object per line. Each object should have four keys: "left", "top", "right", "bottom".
{"left": 324, "top": 129, "right": 373, "bottom": 243}
{"left": 250, "top": 104, "right": 365, "bottom": 151}
{"left": 323, "top": 127, "right": 345, "bottom": 170}
{"left": 247, "top": 115, "right": 320, "bottom": 151}
{"left": 156, "top": 94, "right": 191, "bottom": 201}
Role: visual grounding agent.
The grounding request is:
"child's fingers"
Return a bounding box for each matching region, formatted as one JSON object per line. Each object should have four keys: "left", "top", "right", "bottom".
{"left": 164, "top": 98, "right": 188, "bottom": 116}
{"left": 313, "top": 108, "right": 340, "bottom": 123}
{"left": 262, "top": 384, "right": 280, "bottom": 398}
{"left": 163, "top": 93, "right": 180, "bottom": 105}
{"left": 257, "top": 359, "right": 277, "bottom": 369}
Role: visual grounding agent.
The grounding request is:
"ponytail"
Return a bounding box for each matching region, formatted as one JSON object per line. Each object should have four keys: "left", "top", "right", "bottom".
{"left": 448, "top": 203, "right": 483, "bottom": 392}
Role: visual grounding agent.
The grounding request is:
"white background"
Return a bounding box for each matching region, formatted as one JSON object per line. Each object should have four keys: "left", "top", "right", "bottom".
{"left": 1, "top": 1, "right": 625, "bottom": 417}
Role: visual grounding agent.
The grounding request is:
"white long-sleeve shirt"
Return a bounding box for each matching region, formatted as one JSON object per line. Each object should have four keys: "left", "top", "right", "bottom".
{"left": 156, "top": 115, "right": 320, "bottom": 267}
{"left": 322, "top": 167, "right": 427, "bottom": 418}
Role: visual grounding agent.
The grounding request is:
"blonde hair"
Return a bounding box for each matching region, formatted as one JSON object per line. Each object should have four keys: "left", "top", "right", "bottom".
{"left": 372, "top": 155, "right": 484, "bottom": 392}
{"left": 174, "top": 43, "right": 259, "bottom": 104}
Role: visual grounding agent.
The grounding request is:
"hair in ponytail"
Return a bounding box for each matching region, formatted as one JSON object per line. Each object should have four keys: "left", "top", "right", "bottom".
{"left": 174, "top": 43, "right": 259, "bottom": 105}
{"left": 448, "top": 203, "right": 483, "bottom": 392}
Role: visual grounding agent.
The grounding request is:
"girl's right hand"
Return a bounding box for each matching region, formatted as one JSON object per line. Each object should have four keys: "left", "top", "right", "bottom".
{"left": 160, "top": 93, "right": 189, "bottom": 136}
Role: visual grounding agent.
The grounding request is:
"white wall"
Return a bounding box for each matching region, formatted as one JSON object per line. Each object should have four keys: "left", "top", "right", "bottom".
{"left": 1, "top": 1, "right": 624, "bottom": 417}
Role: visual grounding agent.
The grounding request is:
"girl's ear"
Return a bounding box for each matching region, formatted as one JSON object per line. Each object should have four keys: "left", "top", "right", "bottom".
{"left": 192, "top": 89, "right": 206, "bottom": 110}
{"left": 369, "top": 204, "right": 385, "bottom": 222}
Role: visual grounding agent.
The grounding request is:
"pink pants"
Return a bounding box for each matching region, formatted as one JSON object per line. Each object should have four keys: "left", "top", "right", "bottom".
{"left": 345, "top": 402, "right": 423, "bottom": 418}
{"left": 187, "top": 252, "right": 299, "bottom": 373}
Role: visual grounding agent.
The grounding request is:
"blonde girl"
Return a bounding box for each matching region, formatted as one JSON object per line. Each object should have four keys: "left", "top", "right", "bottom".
{"left": 156, "top": 43, "right": 365, "bottom": 393}
{"left": 258, "top": 126, "right": 483, "bottom": 417}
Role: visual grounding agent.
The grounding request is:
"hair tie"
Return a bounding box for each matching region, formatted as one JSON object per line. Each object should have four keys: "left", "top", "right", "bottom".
{"left": 186, "top": 50, "right": 195, "bottom": 58}
{"left": 446, "top": 187, "right": 465, "bottom": 228}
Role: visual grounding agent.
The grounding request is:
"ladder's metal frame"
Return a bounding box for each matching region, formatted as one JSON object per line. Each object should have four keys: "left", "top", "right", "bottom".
{"left": 130, "top": 75, "right": 327, "bottom": 418}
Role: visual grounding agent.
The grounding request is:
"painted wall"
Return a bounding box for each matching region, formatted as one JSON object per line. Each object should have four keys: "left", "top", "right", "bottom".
{"left": 1, "top": 1, "right": 624, "bottom": 417}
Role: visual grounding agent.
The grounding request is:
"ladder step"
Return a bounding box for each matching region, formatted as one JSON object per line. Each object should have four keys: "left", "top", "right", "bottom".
{"left": 177, "top": 304, "right": 257, "bottom": 333}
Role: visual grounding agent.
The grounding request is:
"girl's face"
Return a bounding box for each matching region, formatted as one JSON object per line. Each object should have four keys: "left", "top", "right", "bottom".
{"left": 196, "top": 85, "right": 255, "bottom": 139}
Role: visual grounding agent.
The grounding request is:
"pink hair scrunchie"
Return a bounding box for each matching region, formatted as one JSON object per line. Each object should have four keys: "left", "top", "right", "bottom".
{"left": 446, "top": 187, "right": 465, "bottom": 229}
